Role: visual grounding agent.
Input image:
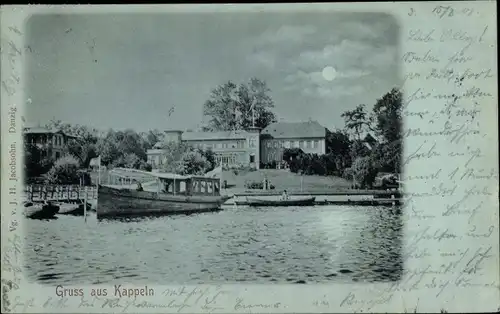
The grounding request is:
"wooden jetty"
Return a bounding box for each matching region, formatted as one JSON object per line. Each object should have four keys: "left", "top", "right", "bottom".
{"left": 24, "top": 185, "right": 96, "bottom": 219}
{"left": 24, "top": 185, "right": 98, "bottom": 203}
{"left": 227, "top": 190, "right": 402, "bottom": 207}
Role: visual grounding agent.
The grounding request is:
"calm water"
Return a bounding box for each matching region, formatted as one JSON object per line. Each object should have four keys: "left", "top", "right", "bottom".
{"left": 24, "top": 205, "right": 403, "bottom": 285}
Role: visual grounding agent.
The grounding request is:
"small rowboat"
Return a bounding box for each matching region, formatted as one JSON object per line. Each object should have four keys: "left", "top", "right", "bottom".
{"left": 56, "top": 202, "right": 88, "bottom": 216}
{"left": 237, "top": 196, "right": 316, "bottom": 207}
{"left": 23, "top": 202, "right": 59, "bottom": 219}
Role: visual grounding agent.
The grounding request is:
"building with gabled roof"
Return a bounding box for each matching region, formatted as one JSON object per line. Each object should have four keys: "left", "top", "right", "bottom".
{"left": 146, "top": 121, "right": 328, "bottom": 169}
{"left": 23, "top": 126, "right": 78, "bottom": 160}
{"left": 260, "top": 121, "right": 327, "bottom": 164}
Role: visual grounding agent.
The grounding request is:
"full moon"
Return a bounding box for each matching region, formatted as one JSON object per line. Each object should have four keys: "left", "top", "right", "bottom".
{"left": 322, "top": 66, "right": 337, "bottom": 81}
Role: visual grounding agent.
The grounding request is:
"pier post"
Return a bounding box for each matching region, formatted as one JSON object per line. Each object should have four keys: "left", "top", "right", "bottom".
{"left": 84, "top": 186, "right": 88, "bottom": 223}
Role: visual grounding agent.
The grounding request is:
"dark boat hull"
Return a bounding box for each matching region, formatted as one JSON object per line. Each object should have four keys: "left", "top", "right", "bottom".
{"left": 237, "top": 196, "right": 316, "bottom": 207}
{"left": 24, "top": 202, "right": 59, "bottom": 219}
{"left": 97, "top": 185, "right": 231, "bottom": 218}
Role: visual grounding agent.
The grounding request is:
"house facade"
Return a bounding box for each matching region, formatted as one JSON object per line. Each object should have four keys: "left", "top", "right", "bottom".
{"left": 147, "top": 128, "right": 260, "bottom": 169}
{"left": 23, "top": 127, "right": 77, "bottom": 160}
{"left": 146, "top": 130, "right": 183, "bottom": 169}
{"left": 182, "top": 128, "right": 260, "bottom": 168}
{"left": 260, "top": 121, "right": 327, "bottom": 164}
{"left": 146, "top": 121, "right": 327, "bottom": 170}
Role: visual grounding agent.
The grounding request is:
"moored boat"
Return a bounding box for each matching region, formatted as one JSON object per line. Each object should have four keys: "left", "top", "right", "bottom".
{"left": 55, "top": 201, "right": 89, "bottom": 216}
{"left": 236, "top": 196, "right": 316, "bottom": 207}
{"left": 24, "top": 201, "right": 59, "bottom": 219}
{"left": 97, "top": 171, "right": 231, "bottom": 218}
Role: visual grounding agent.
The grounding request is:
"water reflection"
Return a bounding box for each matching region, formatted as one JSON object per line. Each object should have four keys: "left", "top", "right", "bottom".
{"left": 24, "top": 205, "right": 403, "bottom": 285}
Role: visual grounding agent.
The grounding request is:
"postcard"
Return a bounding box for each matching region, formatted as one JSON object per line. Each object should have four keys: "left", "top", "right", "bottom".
{"left": 1, "top": 2, "right": 498, "bottom": 313}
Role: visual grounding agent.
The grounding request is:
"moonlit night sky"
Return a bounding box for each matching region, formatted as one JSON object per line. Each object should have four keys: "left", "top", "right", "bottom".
{"left": 25, "top": 12, "right": 400, "bottom": 132}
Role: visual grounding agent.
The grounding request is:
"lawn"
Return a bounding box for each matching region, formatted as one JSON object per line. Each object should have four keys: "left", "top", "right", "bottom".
{"left": 222, "top": 169, "right": 353, "bottom": 194}
{"left": 90, "top": 168, "right": 354, "bottom": 194}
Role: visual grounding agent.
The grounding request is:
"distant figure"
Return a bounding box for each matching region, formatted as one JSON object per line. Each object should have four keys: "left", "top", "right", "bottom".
{"left": 135, "top": 180, "right": 143, "bottom": 192}
{"left": 281, "top": 190, "right": 289, "bottom": 201}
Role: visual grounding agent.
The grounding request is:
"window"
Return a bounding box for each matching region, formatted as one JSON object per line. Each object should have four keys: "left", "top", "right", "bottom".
{"left": 274, "top": 141, "right": 278, "bottom": 148}
{"left": 294, "top": 141, "right": 300, "bottom": 148}
{"left": 306, "top": 140, "right": 312, "bottom": 149}
{"left": 267, "top": 141, "right": 272, "bottom": 148}
{"left": 55, "top": 151, "right": 60, "bottom": 159}
{"left": 299, "top": 140, "right": 304, "bottom": 148}
{"left": 249, "top": 138, "right": 256, "bottom": 148}
{"left": 314, "top": 140, "right": 319, "bottom": 148}
{"left": 285, "top": 141, "right": 290, "bottom": 148}
{"left": 250, "top": 154, "right": 255, "bottom": 163}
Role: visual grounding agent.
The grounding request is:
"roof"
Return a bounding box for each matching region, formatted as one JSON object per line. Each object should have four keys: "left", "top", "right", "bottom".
{"left": 110, "top": 167, "right": 219, "bottom": 181}
{"left": 23, "top": 127, "right": 57, "bottom": 134}
{"left": 261, "top": 121, "right": 326, "bottom": 139}
{"left": 164, "top": 130, "right": 183, "bottom": 134}
{"left": 23, "top": 127, "right": 78, "bottom": 138}
{"left": 182, "top": 130, "right": 253, "bottom": 141}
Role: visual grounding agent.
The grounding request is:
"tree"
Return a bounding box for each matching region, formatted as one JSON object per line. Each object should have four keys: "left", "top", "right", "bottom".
{"left": 64, "top": 138, "right": 98, "bottom": 168}
{"left": 112, "top": 153, "right": 142, "bottom": 169}
{"left": 180, "top": 150, "right": 211, "bottom": 175}
{"left": 95, "top": 129, "right": 149, "bottom": 166}
{"left": 24, "top": 142, "right": 54, "bottom": 178}
{"left": 141, "top": 129, "right": 165, "bottom": 150}
{"left": 199, "top": 148, "right": 216, "bottom": 172}
{"left": 371, "top": 88, "right": 402, "bottom": 143}
{"left": 202, "top": 78, "right": 277, "bottom": 131}
{"left": 341, "top": 104, "right": 372, "bottom": 140}
{"left": 349, "top": 140, "right": 370, "bottom": 162}
{"left": 95, "top": 133, "right": 120, "bottom": 166}
{"left": 325, "top": 130, "right": 352, "bottom": 172}
{"left": 158, "top": 141, "right": 213, "bottom": 175}
{"left": 370, "top": 139, "right": 402, "bottom": 173}
{"left": 45, "top": 155, "right": 81, "bottom": 185}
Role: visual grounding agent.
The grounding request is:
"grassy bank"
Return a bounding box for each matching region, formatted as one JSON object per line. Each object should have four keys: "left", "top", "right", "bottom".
{"left": 90, "top": 168, "right": 355, "bottom": 194}
{"left": 222, "top": 169, "right": 352, "bottom": 194}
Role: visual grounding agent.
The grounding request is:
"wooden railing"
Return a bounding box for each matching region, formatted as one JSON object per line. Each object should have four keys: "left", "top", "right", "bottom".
{"left": 24, "top": 185, "right": 98, "bottom": 202}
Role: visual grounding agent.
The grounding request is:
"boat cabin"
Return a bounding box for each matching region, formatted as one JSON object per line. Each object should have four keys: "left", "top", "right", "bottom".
{"left": 103, "top": 168, "right": 223, "bottom": 197}
{"left": 155, "top": 174, "right": 221, "bottom": 197}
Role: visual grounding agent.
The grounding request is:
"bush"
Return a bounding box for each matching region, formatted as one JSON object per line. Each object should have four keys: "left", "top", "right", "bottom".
{"left": 77, "top": 170, "right": 92, "bottom": 186}
{"left": 282, "top": 148, "right": 304, "bottom": 161}
{"left": 351, "top": 156, "right": 378, "bottom": 189}
{"left": 45, "top": 155, "right": 81, "bottom": 185}
{"left": 24, "top": 143, "right": 55, "bottom": 178}
{"left": 112, "top": 153, "right": 143, "bottom": 169}
{"left": 244, "top": 180, "right": 275, "bottom": 190}
{"left": 180, "top": 150, "right": 211, "bottom": 175}
{"left": 139, "top": 162, "right": 152, "bottom": 172}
